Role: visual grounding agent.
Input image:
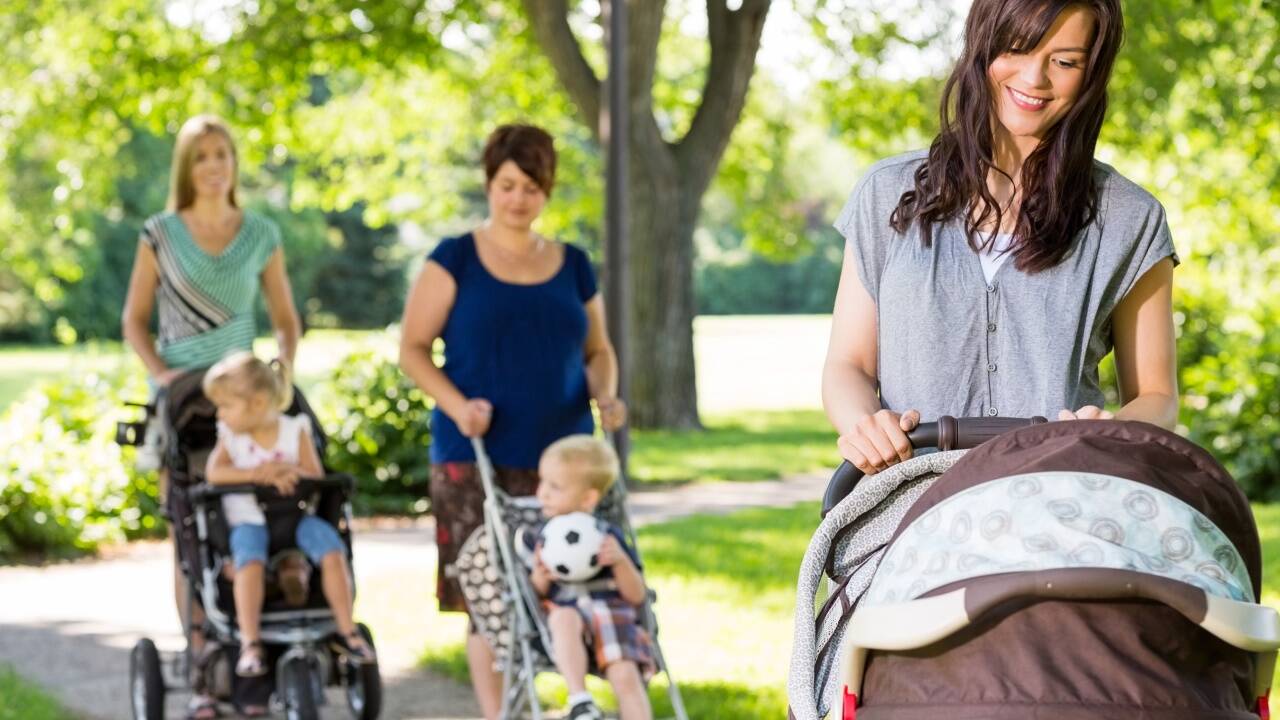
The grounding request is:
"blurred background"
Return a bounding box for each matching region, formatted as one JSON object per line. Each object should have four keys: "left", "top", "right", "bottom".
{"left": 0, "top": 1, "right": 1276, "bottom": 718}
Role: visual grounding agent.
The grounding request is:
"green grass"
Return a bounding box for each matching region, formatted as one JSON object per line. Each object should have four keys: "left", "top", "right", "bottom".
{"left": 0, "top": 664, "right": 78, "bottom": 720}
{"left": 629, "top": 409, "right": 838, "bottom": 484}
{"left": 418, "top": 502, "right": 816, "bottom": 719}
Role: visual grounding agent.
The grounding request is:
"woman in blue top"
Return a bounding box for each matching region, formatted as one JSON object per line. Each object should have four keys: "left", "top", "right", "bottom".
{"left": 399, "top": 124, "right": 626, "bottom": 719}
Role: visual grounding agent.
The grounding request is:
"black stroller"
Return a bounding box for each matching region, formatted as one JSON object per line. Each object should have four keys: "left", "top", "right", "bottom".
{"left": 117, "top": 369, "right": 382, "bottom": 720}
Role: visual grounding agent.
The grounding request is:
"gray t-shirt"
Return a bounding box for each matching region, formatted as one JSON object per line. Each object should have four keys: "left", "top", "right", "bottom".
{"left": 833, "top": 149, "right": 1178, "bottom": 421}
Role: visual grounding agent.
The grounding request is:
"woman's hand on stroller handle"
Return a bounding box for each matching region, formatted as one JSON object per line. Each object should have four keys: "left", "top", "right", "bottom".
{"left": 823, "top": 415, "right": 1049, "bottom": 517}
{"left": 837, "top": 409, "right": 921, "bottom": 476}
{"left": 596, "top": 395, "right": 628, "bottom": 431}
{"left": 1058, "top": 405, "right": 1114, "bottom": 421}
{"left": 452, "top": 397, "right": 493, "bottom": 437}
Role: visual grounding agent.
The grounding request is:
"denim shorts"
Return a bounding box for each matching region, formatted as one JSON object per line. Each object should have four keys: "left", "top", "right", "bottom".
{"left": 228, "top": 515, "right": 346, "bottom": 570}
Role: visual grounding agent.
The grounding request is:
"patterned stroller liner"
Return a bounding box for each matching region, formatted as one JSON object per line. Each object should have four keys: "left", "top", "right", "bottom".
{"left": 789, "top": 418, "right": 1280, "bottom": 720}
{"left": 456, "top": 438, "right": 688, "bottom": 720}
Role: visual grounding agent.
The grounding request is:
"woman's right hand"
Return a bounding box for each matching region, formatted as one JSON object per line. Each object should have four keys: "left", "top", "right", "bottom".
{"left": 155, "top": 368, "right": 185, "bottom": 386}
{"left": 453, "top": 398, "right": 493, "bottom": 438}
{"left": 837, "top": 409, "right": 921, "bottom": 476}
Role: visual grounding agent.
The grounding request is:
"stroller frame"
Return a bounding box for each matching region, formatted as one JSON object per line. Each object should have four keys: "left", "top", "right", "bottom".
{"left": 470, "top": 437, "right": 689, "bottom": 720}
{"left": 121, "top": 370, "right": 382, "bottom": 720}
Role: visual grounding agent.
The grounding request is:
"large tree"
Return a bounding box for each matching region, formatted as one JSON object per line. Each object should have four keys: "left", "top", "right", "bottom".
{"left": 521, "top": 1, "right": 771, "bottom": 428}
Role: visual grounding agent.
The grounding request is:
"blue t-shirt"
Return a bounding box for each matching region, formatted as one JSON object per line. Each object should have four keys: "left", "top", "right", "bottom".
{"left": 427, "top": 233, "right": 598, "bottom": 468}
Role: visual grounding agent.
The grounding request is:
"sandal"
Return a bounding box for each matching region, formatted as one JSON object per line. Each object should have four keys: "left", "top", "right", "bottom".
{"left": 235, "top": 640, "right": 268, "bottom": 677}
{"left": 334, "top": 631, "right": 377, "bottom": 664}
{"left": 185, "top": 694, "right": 220, "bottom": 720}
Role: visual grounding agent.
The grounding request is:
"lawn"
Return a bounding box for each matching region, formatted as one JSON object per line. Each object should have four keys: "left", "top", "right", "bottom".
{"left": 0, "top": 664, "right": 77, "bottom": 720}
{"left": 0, "top": 315, "right": 831, "bottom": 414}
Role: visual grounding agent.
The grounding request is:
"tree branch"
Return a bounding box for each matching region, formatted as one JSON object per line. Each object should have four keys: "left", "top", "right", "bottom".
{"left": 676, "top": 0, "right": 771, "bottom": 196}
{"left": 521, "top": 0, "right": 604, "bottom": 136}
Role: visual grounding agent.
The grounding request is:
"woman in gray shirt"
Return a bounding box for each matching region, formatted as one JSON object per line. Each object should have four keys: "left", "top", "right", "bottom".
{"left": 823, "top": 0, "right": 1178, "bottom": 475}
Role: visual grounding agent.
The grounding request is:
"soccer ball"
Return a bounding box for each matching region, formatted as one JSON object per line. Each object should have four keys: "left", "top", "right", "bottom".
{"left": 539, "top": 512, "right": 606, "bottom": 582}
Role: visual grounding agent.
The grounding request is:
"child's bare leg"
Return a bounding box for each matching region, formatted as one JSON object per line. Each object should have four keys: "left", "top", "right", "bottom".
{"left": 605, "top": 661, "right": 651, "bottom": 720}
{"left": 234, "top": 562, "right": 265, "bottom": 642}
{"left": 547, "top": 606, "right": 590, "bottom": 695}
{"left": 318, "top": 551, "right": 356, "bottom": 635}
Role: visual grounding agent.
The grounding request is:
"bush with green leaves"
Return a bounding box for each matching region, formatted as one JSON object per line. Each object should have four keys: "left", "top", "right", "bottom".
{"left": 314, "top": 349, "right": 433, "bottom": 515}
{"left": 0, "top": 370, "right": 160, "bottom": 560}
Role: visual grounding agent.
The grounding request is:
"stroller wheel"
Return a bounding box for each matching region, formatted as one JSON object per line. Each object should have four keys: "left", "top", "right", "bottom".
{"left": 344, "top": 624, "right": 382, "bottom": 720}
{"left": 281, "top": 656, "right": 320, "bottom": 720}
{"left": 130, "top": 638, "right": 166, "bottom": 720}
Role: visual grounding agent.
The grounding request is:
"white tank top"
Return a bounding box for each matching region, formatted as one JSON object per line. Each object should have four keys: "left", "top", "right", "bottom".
{"left": 218, "top": 414, "right": 310, "bottom": 526}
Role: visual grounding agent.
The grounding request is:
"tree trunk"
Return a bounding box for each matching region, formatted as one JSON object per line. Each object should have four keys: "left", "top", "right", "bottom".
{"left": 626, "top": 118, "right": 701, "bottom": 429}
{"left": 521, "top": 0, "right": 770, "bottom": 429}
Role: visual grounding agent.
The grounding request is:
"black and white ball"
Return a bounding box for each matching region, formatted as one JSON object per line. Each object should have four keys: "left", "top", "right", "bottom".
{"left": 539, "top": 512, "right": 606, "bottom": 582}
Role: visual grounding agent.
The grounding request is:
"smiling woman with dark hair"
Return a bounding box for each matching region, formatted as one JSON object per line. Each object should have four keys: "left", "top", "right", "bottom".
{"left": 823, "top": 0, "right": 1179, "bottom": 476}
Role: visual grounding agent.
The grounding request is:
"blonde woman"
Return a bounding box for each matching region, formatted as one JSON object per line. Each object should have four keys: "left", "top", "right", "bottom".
{"left": 121, "top": 114, "right": 302, "bottom": 720}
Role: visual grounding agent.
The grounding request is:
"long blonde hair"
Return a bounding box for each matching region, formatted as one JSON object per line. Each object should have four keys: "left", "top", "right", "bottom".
{"left": 202, "top": 352, "right": 293, "bottom": 412}
{"left": 166, "top": 114, "right": 239, "bottom": 212}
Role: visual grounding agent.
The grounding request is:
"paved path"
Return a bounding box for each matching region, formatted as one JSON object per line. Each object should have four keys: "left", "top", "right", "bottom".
{"left": 0, "top": 473, "right": 826, "bottom": 719}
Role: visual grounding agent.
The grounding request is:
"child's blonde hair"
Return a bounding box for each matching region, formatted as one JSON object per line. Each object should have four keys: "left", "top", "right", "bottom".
{"left": 543, "top": 435, "right": 620, "bottom": 493}
{"left": 202, "top": 352, "right": 293, "bottom": 411}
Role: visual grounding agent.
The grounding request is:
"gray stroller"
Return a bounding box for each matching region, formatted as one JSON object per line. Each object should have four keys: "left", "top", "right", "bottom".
{"left": 453, "top": 437, "right": 689, "bottom": 720}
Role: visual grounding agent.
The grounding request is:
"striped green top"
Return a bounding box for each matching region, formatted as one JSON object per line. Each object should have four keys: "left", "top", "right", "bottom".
{"left": 140, "top": 210, "right": 281, "bottom": 370}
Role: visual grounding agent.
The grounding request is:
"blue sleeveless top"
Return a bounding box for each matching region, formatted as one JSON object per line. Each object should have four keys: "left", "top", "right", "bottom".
{"left": 428, "top": 233, "right": 598, "bottom": 468}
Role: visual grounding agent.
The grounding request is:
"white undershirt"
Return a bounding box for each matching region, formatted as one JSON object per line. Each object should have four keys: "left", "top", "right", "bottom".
{"left": 976, "top": 232, "right": 1016, "bottom": 283}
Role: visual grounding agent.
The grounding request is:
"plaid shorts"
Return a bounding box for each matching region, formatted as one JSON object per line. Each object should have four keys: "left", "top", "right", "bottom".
{"left": 546, "top": 595, "right": 656, "bottom": 677}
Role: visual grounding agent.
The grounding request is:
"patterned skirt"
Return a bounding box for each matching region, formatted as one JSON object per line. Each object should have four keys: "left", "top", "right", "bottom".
{"left": 430, "top": 462, "right": 540, "bottom": 612}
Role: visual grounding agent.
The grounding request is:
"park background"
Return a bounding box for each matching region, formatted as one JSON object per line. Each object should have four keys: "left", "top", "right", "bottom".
{"left": 0, "top": 1, "right": 1277, "bottom": 718}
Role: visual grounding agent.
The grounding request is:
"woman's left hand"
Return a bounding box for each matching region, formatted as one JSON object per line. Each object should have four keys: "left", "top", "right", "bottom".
{"left": 1058, "top": 405, "right": 1114, "bottom": 421}
{"left": 597, "top": 396, "right": 628, "bottom": 431}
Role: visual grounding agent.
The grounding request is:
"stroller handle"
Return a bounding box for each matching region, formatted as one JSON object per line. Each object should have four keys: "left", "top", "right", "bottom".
{"left": 188, "top": 472, "right": 357, "bottom": 502}
{"left": 820, "top": 415, "right": 1047, "bottom": 517}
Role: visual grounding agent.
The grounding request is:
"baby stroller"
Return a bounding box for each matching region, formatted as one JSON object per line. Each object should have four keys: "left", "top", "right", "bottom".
{"left": 452, "top": 437, "right": 688, "bottom": 720}
{"left": 788, "top": 416, "right": 1280, "bottom": 720}
{"left": 116, "top": 369, "right": 382, "bottom": 720}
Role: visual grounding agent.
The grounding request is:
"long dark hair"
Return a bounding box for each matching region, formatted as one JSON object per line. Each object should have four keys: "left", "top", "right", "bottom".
{"left": 890, "top": 0, "right": 1123, "bottom": 273}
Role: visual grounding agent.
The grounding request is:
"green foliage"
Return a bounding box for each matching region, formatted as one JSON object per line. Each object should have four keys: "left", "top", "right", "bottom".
{"left": 696, "top": 236, "right": 843, "bottom": 315}
{"left": 0, "top": 369, "right": 160, "bottom": 560}
{"left": 313, "top": 349, "right": 433, "bottom": 514}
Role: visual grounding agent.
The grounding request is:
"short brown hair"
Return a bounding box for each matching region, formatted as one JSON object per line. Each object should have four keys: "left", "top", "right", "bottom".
{"left": 542, "top": 435, "right": 619, "bottom": 493}
{"left": 482, "top": 124, "right": 556, "bottom": 196}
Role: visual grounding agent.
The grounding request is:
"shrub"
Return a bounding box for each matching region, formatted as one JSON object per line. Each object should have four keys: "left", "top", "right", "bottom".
{"left": 314, "top": 349, "right": 433, "bottom": 514}
{"left": 0, "top": 370, "right": 160, "bottom": 559}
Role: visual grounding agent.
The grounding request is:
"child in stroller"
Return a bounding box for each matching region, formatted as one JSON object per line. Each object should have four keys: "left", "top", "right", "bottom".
{"left": 202, "top": 352, "right": 376, "bottom": 684}
{"left": 523, "top": 435, "right": 655, "bottom": 720}
{"left": 123, "top": 357, "right": 382, "bottom": 720}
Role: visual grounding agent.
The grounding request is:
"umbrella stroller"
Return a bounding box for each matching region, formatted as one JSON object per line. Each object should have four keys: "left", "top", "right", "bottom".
{"left": 789, "top": 416, "right": 1280, "bottom": 720}
{"left": 453, "top": 437, "right": 689, "bottom": 720}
